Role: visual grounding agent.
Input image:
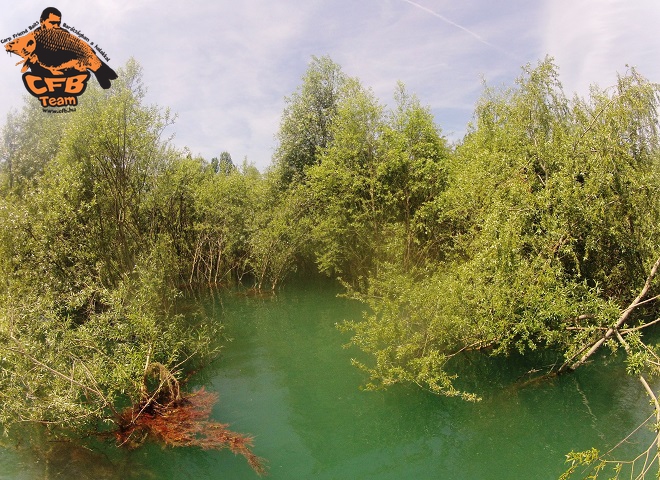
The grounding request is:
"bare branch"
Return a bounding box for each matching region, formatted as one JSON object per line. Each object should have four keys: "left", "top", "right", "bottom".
{"left": 8, "top": 335, "right": 112, "bottom": 412}
{"left": 621, "top": 316, "right": 660, "bottom": 334}
{"left": 615, "top": 330, "right": 660, "bottom": 459}
{"left": 559, "top": 255, "right": 660, "bottom": 373}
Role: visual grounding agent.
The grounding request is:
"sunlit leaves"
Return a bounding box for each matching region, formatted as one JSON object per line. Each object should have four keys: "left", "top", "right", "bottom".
{"left": 340, "top": 57, "right": 660, "bottom": 403}
{"left": 274, "top": 55, "right": 348, "bottom": 187}
{"left": 0, "top": 60, "right": 218, "bottom": 435}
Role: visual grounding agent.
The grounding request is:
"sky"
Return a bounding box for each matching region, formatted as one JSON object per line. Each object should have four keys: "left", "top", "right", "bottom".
{"left": 1, "top": 1, "right": 659, "bottom": 172}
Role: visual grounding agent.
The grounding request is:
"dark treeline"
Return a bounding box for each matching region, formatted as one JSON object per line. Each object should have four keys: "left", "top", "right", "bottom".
{"left": 1, "top": 55, "right": 660, "bottom": 477}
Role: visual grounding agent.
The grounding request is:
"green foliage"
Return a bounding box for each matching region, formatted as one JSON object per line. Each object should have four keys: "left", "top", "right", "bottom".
{"left": 340, "top": 58, "right": 660, "bottom": 399}
{"left": 273, "top": 55, "right": 348, "bottom": 187}
{"left": 301, "top": 79, "right": 449, "bottom": 280}
{"left": 210, "top": 151, "right": 236, "bottom": 175}
{"left": 303, "top": 78, "right": 385, "bottom": 278}
{"left": 145, "top": 155, "right": 264, "bottom": 286}
{"left": 0, "top": 59, "right": 219, "bottom": 435}
{"left": 559, "top": 448, "right": 608, "bottom": 480}
{"left": 190, "top": 160, "right": 263, "bottom": 285}
{"left": 247, "top": 178, "right": 314, "bottom": 289}
{"left": 0, "top": 57, "right": 288, "bottom": 437}
{"left": 378, "top": 83, "right": 449, "bottom": 266}
{"left": 2, "top": 50, "right": 660, "bottom": 476}
{"left": 560, "top": 435, "right": 660, "bottom": 480}
{"left": 0, "top": 103, "right": 69, "bottom": 193}
{"left": 339, "top": 264, "right": 481, "bottom": 401}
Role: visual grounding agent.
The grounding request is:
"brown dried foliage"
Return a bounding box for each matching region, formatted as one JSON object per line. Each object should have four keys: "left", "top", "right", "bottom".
{"left": 116, "top": 383, "right": 266, "bottom": 476}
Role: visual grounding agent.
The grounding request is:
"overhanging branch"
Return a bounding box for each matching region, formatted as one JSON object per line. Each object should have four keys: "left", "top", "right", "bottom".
{"left": 558, "top": 255, "right": 660, "bottom": 374}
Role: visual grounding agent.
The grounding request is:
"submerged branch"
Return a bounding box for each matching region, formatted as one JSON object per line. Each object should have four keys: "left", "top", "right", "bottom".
{"left": 614, "top": 330, "right": 660, "bottom": 460}
{"left": 117, "top": 388, "right": 267, "bottom": 475}
{"left": 445, "top": 338, "right": 495, "bottom": 360}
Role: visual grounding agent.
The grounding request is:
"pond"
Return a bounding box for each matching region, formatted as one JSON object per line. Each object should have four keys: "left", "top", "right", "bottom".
{"left": 0, "top": 278, "right": 654, "bottom": 479}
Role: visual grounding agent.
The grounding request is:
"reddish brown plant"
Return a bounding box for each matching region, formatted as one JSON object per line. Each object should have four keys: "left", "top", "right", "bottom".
{"left": 116, "top": 386, "right": 266, "bottom": 475}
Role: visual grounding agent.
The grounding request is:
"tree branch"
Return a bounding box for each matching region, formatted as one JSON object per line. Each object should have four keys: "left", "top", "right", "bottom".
{"left": 621, "top": 316, "right": 660, "bottom": 334}
{"left": 558, "top": 255, "right": 660, "bottom": 373}
{"left": 614, "top": 329, "right": 660, "bottom": 465}
{"left": 8, "top": 334, "right": 114, "bottom": 416}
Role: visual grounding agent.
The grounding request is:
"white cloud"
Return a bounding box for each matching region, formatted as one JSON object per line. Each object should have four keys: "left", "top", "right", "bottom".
{"left": 542, "top": 0, "right": 660, "bottom": 96}
{"left": 1, "top": 1, "right": 657, "bottom": 171}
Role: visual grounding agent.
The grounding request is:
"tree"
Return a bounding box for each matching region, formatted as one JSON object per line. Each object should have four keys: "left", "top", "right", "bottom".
{"left": 247, "top": 178, "right": 314, "bottom": 290}
{"left": 210, "top": 151, "right": 235, "bottom": 175}
{"left": 188, "top": 159, "right": 263, "bottom": 286}
{"left": 0, "top": 59, "right": 198, "bottom": 427}
{"left": 342, "top": 59, "right": 660, "bottom": 427}
{"left": 301, "top": 79, "right": 449, "bottom": 282}
{"left": 303, "top": 77, "right": 386, "bottom": 280}
{"left": 0, "top": 103, "right": 70, "bottom": 193}
{"left": 377, "top": 83, "right": 450, "bottom": 268}
{"left": 0, "top": 59, "right": 263, "bottom": 473}
{"left": 273, "top": 55, "right": 347, "bottom": 187}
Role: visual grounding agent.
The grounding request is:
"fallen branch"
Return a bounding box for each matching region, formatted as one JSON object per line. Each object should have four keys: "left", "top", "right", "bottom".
{"left": 621, "top": 316, "right": 660, "bottom": 334}
{"left": 558, "top": 255, "right": 660, "bottom": 374}
{"left": 116, "top": 362, "right": 267, "bottom": 475}
{"left": 615, "top": 330, "right": 660, "bottom": 452}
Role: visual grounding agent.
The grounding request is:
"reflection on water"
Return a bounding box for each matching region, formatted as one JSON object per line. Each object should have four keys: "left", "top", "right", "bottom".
{"left": 0, "top": 279, "right": 655, "bottom": 479}
{"left": 0, "top": 431, "right": 155, "bottom": 480}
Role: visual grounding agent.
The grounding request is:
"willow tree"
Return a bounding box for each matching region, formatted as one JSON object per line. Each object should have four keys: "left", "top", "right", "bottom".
{"left": 189, "top": 160, "right": 264, "bottom": 286}
{"left": 0, "top": 98, "right": 70, "bottom": 193}
{"left": 299, "top": 78, "right": 449, "bottom": 282}
{"left": 273, "top": 55, "right": 348, "bottom": 187}
{"left": 342, "top": 59, "right": 660, "bottom": 473}
{"left": 302, "top": 77, "right": 386, "bottom": 279}
{"left": 0, "top": 60, "right": 263, "bottom": 472}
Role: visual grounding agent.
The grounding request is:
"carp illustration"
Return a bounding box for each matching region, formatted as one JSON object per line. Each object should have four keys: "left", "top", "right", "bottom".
{"left": 6, "top": 28, "right": 117, "bottom": 89}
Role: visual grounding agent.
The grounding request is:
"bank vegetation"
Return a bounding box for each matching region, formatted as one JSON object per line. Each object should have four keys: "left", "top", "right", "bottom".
{"left": 1, "top": 55, "right": 659, "bottom": 478}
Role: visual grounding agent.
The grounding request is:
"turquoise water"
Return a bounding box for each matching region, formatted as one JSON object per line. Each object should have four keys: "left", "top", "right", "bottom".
{"left": 0, "top": 279, "right": 654, "bottom": 479}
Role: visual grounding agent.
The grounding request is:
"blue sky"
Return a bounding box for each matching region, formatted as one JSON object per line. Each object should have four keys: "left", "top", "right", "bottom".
{"left": 1, "top": 1, "right": 659, "bottom": 171}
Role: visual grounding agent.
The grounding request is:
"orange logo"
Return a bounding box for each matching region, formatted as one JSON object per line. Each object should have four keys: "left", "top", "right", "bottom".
{"left": 4, "top": 7, "right": 117, "bottom": 112}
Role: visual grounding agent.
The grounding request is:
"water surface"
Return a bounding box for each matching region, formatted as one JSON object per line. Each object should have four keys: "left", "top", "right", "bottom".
{"left": 0, "top": 279, "right": 653, "bottom": 479}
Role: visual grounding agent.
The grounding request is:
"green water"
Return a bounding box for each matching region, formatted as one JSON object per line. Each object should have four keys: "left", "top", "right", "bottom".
{"left": 0, "top": 279, "right": 655, "bottom": 479}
